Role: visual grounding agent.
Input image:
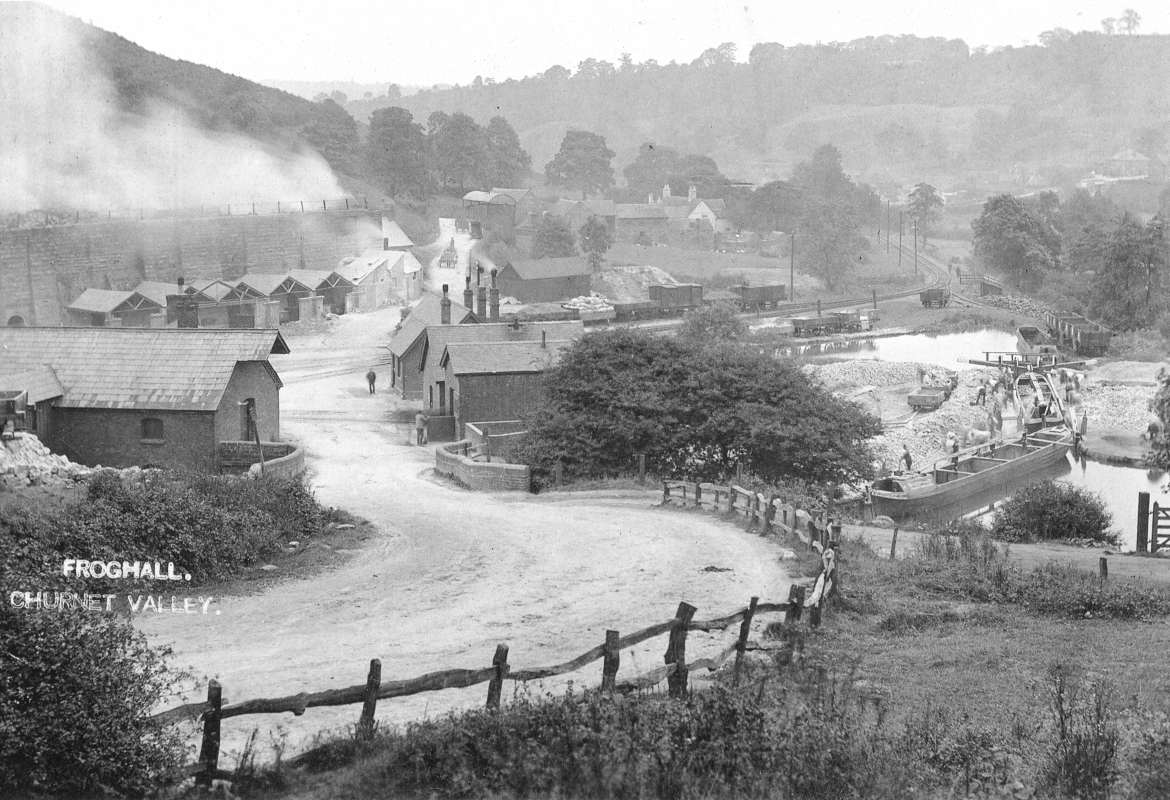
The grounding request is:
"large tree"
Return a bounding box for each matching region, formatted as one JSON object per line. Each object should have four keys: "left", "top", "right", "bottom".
{"left": 484, "top": 116, "right": 531, "bottom": 187}
{"left": 366, "top": 106, "right": 430, "bottom": 199}
{"left": 906, "top": 182, "right": 944, "bottom": 245}
{"left": 1089, "top": 214, "right": 1167, "bottom": 331}
{"left": 428, "top": 111, "right": 488, "bottom": 190}
{"left": 971, "top": 194, "right": 1060, "bottom": 292}
{"left": 301, "top": 98, "right": 360, "bottom": 175}
{"left": 578, "top": 215, "right": 614, "bottom": 270}
{"left": 545, "top": 130, "right": 615, "bottom": 199}
{"left": 531, "top": 214, "right": 576, "bottom": 259}
{"left": 510, "top": 329, "right": 879, "bottom": 485}
{"left": 791, "top": 145, "right": 868, "bottom": 290}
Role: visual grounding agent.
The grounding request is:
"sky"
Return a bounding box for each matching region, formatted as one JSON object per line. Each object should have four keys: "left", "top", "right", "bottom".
{"left": 34, "top": 0, "right": 1170, "bottom": 87}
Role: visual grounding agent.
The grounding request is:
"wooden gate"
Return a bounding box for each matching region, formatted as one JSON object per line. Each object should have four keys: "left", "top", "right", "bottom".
{"left": 1139, "top": 492, "right": 1170, "bottom": 553}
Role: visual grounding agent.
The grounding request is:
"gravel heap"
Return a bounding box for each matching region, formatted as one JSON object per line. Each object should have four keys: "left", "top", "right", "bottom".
{"left": 1, "top": 432, "right": 92, "bottom": 488}
{"left": 1079, "top": 383, "right": 1157, "bottom": 432}
{"left": 979, "top": 294, "right": 1051, "bottom": 319}
{"left": 804, "top": 360, "right": 955, "bottom": 389}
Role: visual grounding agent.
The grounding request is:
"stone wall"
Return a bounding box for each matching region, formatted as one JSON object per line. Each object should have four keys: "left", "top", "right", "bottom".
{"left": 434, "top": 440, "right": 530, "bottom": 491}
{"left": 216, "top": 440, "right": 304, "bottom": 478}
{"left": 1, "top": 209, "right": 382, "bottom": 326}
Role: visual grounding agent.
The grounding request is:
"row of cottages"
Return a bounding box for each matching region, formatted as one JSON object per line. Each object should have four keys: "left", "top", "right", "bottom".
{"left": 0, "top": 327, "right": 287, "bottom": 471}
{"left": 614, "top": 184, "right": 732, "bottom": 243}
{"left": 388, "top": 284, "right": 584, "bottom": 438}
{"left": 61, "top": 219, "right": 421, "bottom": 328}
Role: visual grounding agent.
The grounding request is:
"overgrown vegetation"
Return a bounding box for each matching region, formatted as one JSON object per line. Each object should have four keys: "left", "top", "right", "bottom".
{"left": 991, "top": 480, "right": 1115, "bottom": 544}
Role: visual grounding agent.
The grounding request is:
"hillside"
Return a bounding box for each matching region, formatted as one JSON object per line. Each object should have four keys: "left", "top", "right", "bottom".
{"left": 1, "top": 3, "right": 363, "bottom": 211}
{"left": 344, "top": 33, "right": 1170, "bottom": 194}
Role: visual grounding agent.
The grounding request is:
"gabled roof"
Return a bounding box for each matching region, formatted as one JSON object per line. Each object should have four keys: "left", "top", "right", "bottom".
{"left": 381, "top": 218, "right": 414, "bottom": 249}
{"left": 585, "top": 198, "right": 616, "bottom": 216}
{"left": 288, "top": 269, "right": 354, "bottom": 291}
{"left": 0, "top": 328, "right": 289, "bottom": 411}
{"left": 1109, "top": 148, "right": 1150, "bottom": 162}
{"left": 491, "top": 188, "right": 534, "bottom": 202}
{"left": 0, "top": 365, "right": 65, "bottom": 404}
{"left": 234, "top": 273, "right": 314, "bottom": 297}
{"left": 661, "top": 195, "right": 690, "bottom": 207}
{"left": 504, "top": 257, "right": 591, "bottom": 280}
{"left": 336, "top": 254, "right": 389, "bottom": 284}
{"left": 400, "top": 252, "right": 424, "bottom": 275}
{"left": 132, "top": 280, "right": 214, "bottom": 307}
{"left": 550, "top": 198, "right": 582, "bottom": 216}
{"left": 389, "top": 316, "right": 430, "bottom": 358}
{"left": 441, "top": 339, "right": 573, "bottom": 375}
{"left": 410, "top": 292, "right": 477, "bottom": 327}
{"left": 615, "top": 204, "right": 668, "bottom": 219}
{"left": 463, "top": 190, "right": 516, "bottom": 204}
{"left": 66, "top": 289, "right": 141, "bottom": 315}
{"left": 423, "top": 320, "right": 585, "bottom": 371}
{"left": 188, "top": 279, "right": 236, "bottom": 302}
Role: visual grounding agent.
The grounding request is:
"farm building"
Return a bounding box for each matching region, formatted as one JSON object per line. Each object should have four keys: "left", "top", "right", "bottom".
{"left": 232, "top": 273, "right": 317, "bottom": 323}
{"left": 439, "top": 338, "right": 573, "bottom": 439}
{"left": 387, "top": 288, "right": 478, "bottom": 400}
{"left": 462, "top": 190, "right": 517, "bottom": 230}
{"left": 337, "top": 253, "right": 392, "bottom": 311}
{"left": 0, "top": 327, "right": 289, "bottom": 471}
{"left": 388, "top": 251, "right": 424, "bottom": 301}
{"left": 689, "top": 199, "right": 733, "bottom": 234}
{"left": 288, "top": 270, "right": 354, "bottom": 316}
{"left": 381, "top": 218, "right": 414, "bottom": 251}
{"left": 614, "top": 204, "right": 671, "bottom": 241}
{"left": 65, "top": 289, "right": 164, "bottom": 328}
{"left": 490, "top": 188, "right": 544, "bottom": 219}
{"left": 497, "top": 257, "right": 592, "bottom": 303}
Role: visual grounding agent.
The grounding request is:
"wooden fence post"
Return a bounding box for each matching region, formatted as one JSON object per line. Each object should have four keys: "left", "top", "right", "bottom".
{"left": 694, "top": 482, "right": 702, "bottom": 508}
{"left": 358, "top": 658, "right": 381, "bottom": 740}
{"left": 1137, "top": 492, "right": 1150, "bottom": 553}
{"left": 665, "top": 602, "right": 698, "bottom": 698}
{"left": 1099, "top": 557, "right": 1108, "bottom": 580}
{"left": 734, "top": 597, "right": 759, "bottom": 686}
{"left": 784, "top": 584, "right": 805, "bottom": 624}
{"left": 890, "top": 527, "right": 899, "bottom": 560}
{"left": 736, "top": 462, "right": 743, "bottom": 484}
{"left": 487, "top": 644, "right": 509, "bottom": 708}
{"left": 602, "top": 630, "right": 620, "bottom": 692}
{"left": 638, "top": 454, "right": 646, "bottom": 485}
{"left": 663, "top": 480, "right": 670, "bottom": 504}
{"left": 763, "top": 494, "right": 777, "bottom": 534}
{"left": 195, "top": 680, "right": 222, "bottom": 787}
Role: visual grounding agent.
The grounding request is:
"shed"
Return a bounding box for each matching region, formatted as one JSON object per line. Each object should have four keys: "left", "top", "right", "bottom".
{"left": 232, "top": 273, "right": 316, "bottom": 322}
{"left": 66, "top": 289, "right": 164, "bottom": 328}
{"left": 381, "top": 218, "right": 415, "bottom": 250}
{"left": 462, "top": 190, "right": 517, "bottom": 229}
{"left": 289, "top": 269, "right": 355, "bottom": 316}
{"left": 497, "top": 257, "right": 592, "bottom": 304}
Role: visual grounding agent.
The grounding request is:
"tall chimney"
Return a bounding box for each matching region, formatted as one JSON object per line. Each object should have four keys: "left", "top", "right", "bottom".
{"left": 688, "top": 184, "right": 697, "bottom": 202}
{"left": 662, "top": 183, "right": 671, "bottom": 199}
{"left": 648, "top": 193, "right": 653, "bottom": 204}
{"left": 177, "top": 276, "right": 185, "bottom": 288}
{"left": 440, "top": 284, "right": 451, "bottom": 325}
{"left": 476, "top": 283, "right": 488, "bottom": 321}
{"left": 463, "top": 276, "right": 474, "bottom": 311}
{"left": 541, "top": 330, "right": 547, "bottom": 348}
{"left": 489, "top": 268, "right": 500, "bottom": 322}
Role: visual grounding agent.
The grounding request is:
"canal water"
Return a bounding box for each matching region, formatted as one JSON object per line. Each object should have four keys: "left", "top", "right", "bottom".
{"left": 776, "top": 330, "right": 1018, "bottom": 369}
{"left": 779, "top": 328, "right": 1155, "bottom": 548}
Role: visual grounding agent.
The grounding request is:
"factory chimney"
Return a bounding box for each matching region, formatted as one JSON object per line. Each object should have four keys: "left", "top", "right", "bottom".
{"left": 464, "top": 276, "right": 474, "bottom": 311}
{"left": 489, "top": 268, "right": 500, "bottom": 322}
{"left": 440, "top": 284, "right": 451, "bottom": 325}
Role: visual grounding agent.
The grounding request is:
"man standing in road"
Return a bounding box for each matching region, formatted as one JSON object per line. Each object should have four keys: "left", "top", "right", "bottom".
{"left": 366, "top": 369, "right": 377, "bottom": 394}
{"left": 415, "top": 411, "right": 428, "bottom": 445}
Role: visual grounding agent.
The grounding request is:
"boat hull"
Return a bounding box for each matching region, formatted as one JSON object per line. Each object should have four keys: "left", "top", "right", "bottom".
{"left": 871, "top": 431, "right": 1074, "bottom": 521}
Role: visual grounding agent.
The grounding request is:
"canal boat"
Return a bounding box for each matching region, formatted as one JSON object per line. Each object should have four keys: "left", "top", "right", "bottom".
{"left": 1017, "top": 326, "right": 1061, "bottom": 357}
{"left": 1014, "top": 370, "right": 1070, "bottom": 434}
{"left": 870, "top": 425, "right": 1076, "bottom": 521}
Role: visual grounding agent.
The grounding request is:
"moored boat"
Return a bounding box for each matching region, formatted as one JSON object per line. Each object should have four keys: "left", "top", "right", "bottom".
{"left": 870, "top": 426, "right": 1075, "bottom": 521}
{"left": 1017, "top": 326, "right": 1061, "bottom": 357}
{"left": 1014, "top": 370, "right": 1069, "bottom": 434}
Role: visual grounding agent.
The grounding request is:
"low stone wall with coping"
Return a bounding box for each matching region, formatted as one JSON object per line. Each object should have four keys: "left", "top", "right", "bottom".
{"left": 435, "top": 440, "right": 530, "bottom": 491}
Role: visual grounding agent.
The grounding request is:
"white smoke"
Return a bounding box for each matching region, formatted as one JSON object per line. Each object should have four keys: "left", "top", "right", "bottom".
{"left": 0, "top": 3, "right": 345, "bottom": 213}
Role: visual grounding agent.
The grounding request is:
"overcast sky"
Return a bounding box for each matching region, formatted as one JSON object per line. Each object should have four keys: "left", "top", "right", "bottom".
{"left": 38, "top": 0, "right": 1169, "bottom": 87}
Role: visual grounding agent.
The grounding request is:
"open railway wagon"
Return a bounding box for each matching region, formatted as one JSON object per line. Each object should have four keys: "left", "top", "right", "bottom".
{"left": 730, "top": 283, "right": 787, "bottom": 311}
{"left": 790, "top": 309, "right": 874, "bottom": 337}
{"left": 648, "top": 283, "right": 704, "bottom": 316}
{"left": 919, "top": 287, "right": 951, "bottom": 308}
{"left": 1043, "top": 309, "right": 1112, "bottom": 356}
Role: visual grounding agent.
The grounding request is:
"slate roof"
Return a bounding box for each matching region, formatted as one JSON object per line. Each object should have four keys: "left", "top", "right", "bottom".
{"left": 504, "top": 257, "right": 591, "bottom": 280}
{"left": 422, "top": 320, "right": 585, "bottom": 371}
{"left": 288, "top": 269, "right": 352, "bottom": 290}
{"left": 491, "top": 188, "right": 534, "bottom": 202}
{"left": 67, "top": 288, "right": 141, "bottom": 314}
{"left": 381, "top": 218, "right": 414, "bottom": 249}
{"left": 389, "top": 316, "right": 430, "bottom": 358}
{"left": 441, "top": 340, "right": 572, "bottom": 375}
{"left": 585, "top": 198, "right": 617, "bottom": 216}
{"left": 235, "top": 273, "right": 313, "bottom": 297}
{"left": 133, "top": 281, "right": 195, "bottom": 307}
{"left": 336, "top": 254, "right": 388, "bottom": 284}
{"left": 392, "top": 252, "right": 424, "bottom": 275}
{"left": 188, "top": 279, "right": 236, "bottom": 302}
{"left": 0, "top": 365, "right": 64, "bottom": 403}
{"left": 615, "top": 204, "right": 668, "bottom": 219}
{"left": 0, "top": 328, "right": 289, "bottom": 411}
{"left": 411, "top": 292, "right": 477, "bottom": 327}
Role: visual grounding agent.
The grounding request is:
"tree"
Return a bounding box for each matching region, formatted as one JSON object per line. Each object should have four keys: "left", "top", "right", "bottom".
{"left": 302, "top": 98, "right": 360, "bottom": 174}
{"left": 508, "top": 330, "right": 879, "bottom": 487}
{"left": 991, "top": 481, "right": 1113, "bottom": 543}
{"left": 792, "top": 145, "right": 868, "bottom": 289}
{"left": 1101, "top": 17, "right": 1117, "bottom": 34}
{"left": 367, "top": 106, "right": 430, "bottom": 198}
{"left": 1148, "top": 369, "right": 1170, "bottom": 471}
{"left": 386, "top": 83, "right": 402, "bottom": 101}
{"left": 545, "top": 130, "right": 615, "bottom": 199}
{"left": 531, "top": 214, "right": 576, "bottom": 258}
{"left": 578, "top": 215, "right": 614, "bottom": 270}
{"left": 1120, "top": 8, "right": 1142, "bottom": 34}
{"left": 972, "top": 194, "right": 1059, "bottom": 292}
{"left": 623, "top": 141, "right": 681, "bottom": 201}
{"left": 678, "top": 302, "right": 746, "bottom": 344}
{"left": 329, "top": 90, "right": 348, "bottom": 105}
{"left": 484, "top": 116, "right": 531, "bottom": 187}
{"left": 429, "top": 111, "right": 488, "bottom": 190}
{"left": 1089, "top": 214, "right": 1167, "bottom": 331}
{"left": 693, "top": 42, "right": 738, "bottom": 68}
{"left": 906, "top": 182, "right": 944, "bottom": 245}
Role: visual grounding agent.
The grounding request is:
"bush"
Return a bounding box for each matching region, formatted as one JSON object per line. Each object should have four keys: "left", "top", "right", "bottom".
{"left": 991, "top": 481, "right": 1114, "bottom": 544}
{"left": 0, "top": 578, "right": 186, "bottom": 795}
{"left": 1046, "top": 666, "right": 1118, "bottom": 800}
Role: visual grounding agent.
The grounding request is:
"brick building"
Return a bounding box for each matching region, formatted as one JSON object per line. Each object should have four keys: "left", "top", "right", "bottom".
{"left": 65, "top": 289, "right": 164, "bottom": 328}
{"left": 439, "top": 338, "right": 572, "bottom": 438}
{"left": 387, "top": 289, "right": 478, "bottom": 399}
{"left": 497, "top": 257, "right": 592, "bottom": 303}
{"left": 0, "top": 327, "right": 288, "bottom": 470}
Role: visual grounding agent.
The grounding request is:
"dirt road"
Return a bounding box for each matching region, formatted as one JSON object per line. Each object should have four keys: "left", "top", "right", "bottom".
{"left": 137, "top": 309, "right": 791, "bottom": 762}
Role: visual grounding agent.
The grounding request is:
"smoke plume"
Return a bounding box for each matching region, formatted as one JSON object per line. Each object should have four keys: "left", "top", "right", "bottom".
{"left": 0, "top": 3, "right": 346, "bottom": 213}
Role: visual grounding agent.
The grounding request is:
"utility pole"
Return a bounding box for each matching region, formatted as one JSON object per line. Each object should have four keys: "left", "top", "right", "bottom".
{"left": 898, "top": 210, "right": 903, "bottom": 268}
{"left": 789, "top": 231, "right": 796, "bottom": 303}
{"left": 913, "top": 218, "right": 918, "bottom": 277}
{"left": 886, "top": 200, "right": 890, "bottom": 253}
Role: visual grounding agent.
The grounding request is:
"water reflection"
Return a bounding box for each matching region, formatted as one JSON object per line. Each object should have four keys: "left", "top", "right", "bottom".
{"left": 775, "top": 330, "right": 1018, "bottom": 370}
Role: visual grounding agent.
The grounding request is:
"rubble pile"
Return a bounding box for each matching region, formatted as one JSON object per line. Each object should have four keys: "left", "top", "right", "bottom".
{"left": 805, "top": 360, "right": 953, "bottom": 388}
{"left": 1078, "top": 383, "right": 1157, "bottom": 431}
{"left": 561, "top": 293, "right": 615, "bottom": 312}
{"left": 0, "top": 433, "right": 91, "bottom": 488}
{"left": 979, "top": 294, "right": 1050, "bottom": 319}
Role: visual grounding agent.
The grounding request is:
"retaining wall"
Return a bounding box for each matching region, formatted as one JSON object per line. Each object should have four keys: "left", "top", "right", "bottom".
{"left": 435, "top": 440, "right": 530, "bottom": 491}
{"left": 217, "top": 440, "right": 304, "bottom": 479}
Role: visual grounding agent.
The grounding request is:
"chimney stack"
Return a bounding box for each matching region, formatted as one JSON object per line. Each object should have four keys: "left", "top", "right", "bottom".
{"left": 177, "top": 276, "right": 185, "bottom": 288}
{"left": 648, "top": 193, "right": 653, "bottom": 204}
{"left": 440, "top": 284, "right": 451, "bottom": 325}
{"left": 489, "top": 268, "right": 500, "bottom": 322}
{"left": 662, "top": 183, "right": 671, "bottom": 199}
{"left": 688, "top": 184, "right": 697, "bottom": 202}
{"left": 541, "top": 330, "right": 547, "bottom": 348}
{"left": 477, "top": 283, "right": 487, "bottom": 321}
{"left": 464, "top": 276, "right": 474, "bottom": 310}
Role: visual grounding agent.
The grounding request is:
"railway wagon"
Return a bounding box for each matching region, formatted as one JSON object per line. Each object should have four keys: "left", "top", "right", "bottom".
{"left": 790, "top": 315, "right": 840, "bottom": 336}
{"left": 648, "top": 283, "right": 704, "bottom": 315}
{"left": 731, "top": 283, "right": 787, "bottom": 310}
{"left": 919, "top": 287, "right": 951, "bottom": 307}
{"left": 1043, "top": 309, "right": 1112, "bottom": 356}
{"left": 612, "top": 299, "right": 658, "bottom": 321}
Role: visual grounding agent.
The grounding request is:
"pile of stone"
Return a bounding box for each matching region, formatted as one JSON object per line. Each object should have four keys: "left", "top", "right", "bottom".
{"left": 1079, "top": 383, "right": 1157, "bottom": 432}
{"left": 804, "top": 360, "right": 956, "bottom": 389}
{"left": 979, "top": 294, "right": 1051, "bottom": 320}
{"left": 561, "top": 293, "right": 614, "bottom": 312}
{"left": 0, "top": 432, "right": 92, "bottom": 488}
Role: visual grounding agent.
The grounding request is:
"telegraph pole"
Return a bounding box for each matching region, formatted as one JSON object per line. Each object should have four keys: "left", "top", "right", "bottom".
{"left": 898, "top": 210, "right": 903, "bottom": 268}
{"left": 886, "top": 200, "right": 890, "bottom": 253}
{"left": 789, "top": 231, "right": 795, "bottom": 302}
{"left": 913, "top": 218, "right": 918, "bottom": 277}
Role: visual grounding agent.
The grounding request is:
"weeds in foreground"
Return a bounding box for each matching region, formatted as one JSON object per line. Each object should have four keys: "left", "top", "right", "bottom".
{"left": 1047, "top": 665, "right": 1119, "bottom": 800}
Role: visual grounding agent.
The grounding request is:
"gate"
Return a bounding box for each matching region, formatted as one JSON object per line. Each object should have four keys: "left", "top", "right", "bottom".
{"left": 1137, "top": 492, "right": 1170, "bottom": 553}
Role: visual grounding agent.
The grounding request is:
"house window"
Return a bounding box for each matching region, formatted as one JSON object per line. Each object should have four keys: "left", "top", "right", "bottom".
{"left": 141, "top": 418, "right": 164, "bottom": 442}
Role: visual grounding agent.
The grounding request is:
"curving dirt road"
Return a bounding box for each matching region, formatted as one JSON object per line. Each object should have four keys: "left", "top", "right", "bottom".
{"left": 137, "top": 309, "right": 791, "bottom": 763}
